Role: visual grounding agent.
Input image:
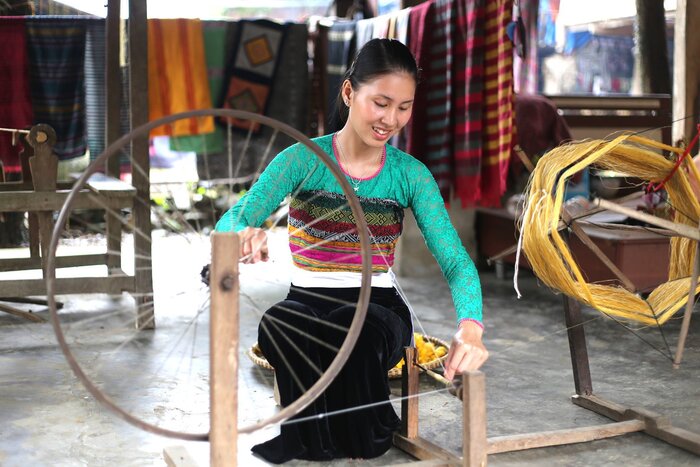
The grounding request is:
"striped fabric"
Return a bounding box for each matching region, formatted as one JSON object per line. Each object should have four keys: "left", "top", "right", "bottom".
{"left": 148, "top": 19, "right": 214, "bottom": 137}
{"left": 84, "top": 18, "right": 105, "bottom": 161}
{"left": 480, "top": 0, "right": 514, "bottom": 207}
{"left": 326, "top": 20, "right": 356, "bottom": 121}
{"left": 424, "top": 0, "right": 454, "bottom": 200}
{"left": 288, "top": 190, "right": 404, "bottom": 273}
{"left": 0, "top": 17, "right": 33, "bottom": 173}
{"left": 25, "top": 17, "right": 89, "bottom": 161}
{"left": 169, "top": 21, "right": 229, "bottom": 154}
{"left": 453, "top": 0, "right": 486, "bottom": 206}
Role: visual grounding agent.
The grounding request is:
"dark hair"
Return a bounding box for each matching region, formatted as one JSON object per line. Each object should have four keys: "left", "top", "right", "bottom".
{"left": 327, "top": 38, "right": 419, "bottom": 133}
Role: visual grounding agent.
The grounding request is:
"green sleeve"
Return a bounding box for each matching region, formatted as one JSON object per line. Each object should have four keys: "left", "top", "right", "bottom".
{"left": 214, "top": 143, "right": 316, "bottom": 232}
{"left": 409, "top": 163, "right": 483, "bottom": 324}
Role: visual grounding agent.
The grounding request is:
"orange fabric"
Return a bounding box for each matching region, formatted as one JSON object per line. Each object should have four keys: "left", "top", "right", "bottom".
{"left": 221, "top": 77, "right": 270, "bottom": 132}
{"left": 148, "top": 19, "right": 214, "bottom": 137}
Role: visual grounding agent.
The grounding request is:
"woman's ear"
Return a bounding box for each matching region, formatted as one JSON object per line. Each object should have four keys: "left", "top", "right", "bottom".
{"left": 341, "top": 80, "right": 353, "bottom": 106}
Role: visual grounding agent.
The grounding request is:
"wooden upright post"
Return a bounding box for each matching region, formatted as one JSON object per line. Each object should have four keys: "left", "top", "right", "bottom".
{"left": 105, "top": 0, "right": 122, "bottom": 273}
{"left": 400, "top": 346, "right": 420, "bottom": 439}
{"left": 462, "top": 371, "right": 487, "bottom": 467}
{"left": 563, "top": 296, "right": 593, "bottom": 395}
{"left": 128, "top": 0, "right": 154, "bottom": 329}
{"left": 209, "top": 232, "right": 240, "bottom": 466}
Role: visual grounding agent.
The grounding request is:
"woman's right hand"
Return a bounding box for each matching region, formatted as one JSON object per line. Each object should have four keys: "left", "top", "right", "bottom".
{"left": 239, "top": 227, "right": 269, "bottom": 263}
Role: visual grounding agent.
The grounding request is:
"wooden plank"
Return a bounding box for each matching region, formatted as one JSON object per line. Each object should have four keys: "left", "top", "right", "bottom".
{"left": 572, "top": 394, "right": 626, "bottom": 420}
{"left": 392, "top": 434, "right": 462, "bottom": 466}
{"left": 1, "top": 190, "right": 133, "bottom": 212}
{"left": 128, "top": 0, "right": 153, "bottom": 330}
{"left": 486, "top": 420, "right": 645, "bottom": 454}
{"left": 400, "top": 346, "right": 420, "bottom": 439}
{"left": 462, "top": 371, "right": 487, "bottom": 467}
{"left": 163, "top": 445, "right": 201, "bottom": 467}
{"left": 210, "top": 233, "right": 240, "bottom": 467}
{"left": 595, "top": 198, "right": 700, "bottom": 241}
{"left": 0, "top": 276, "right": 134, "bottom": 297}
{"left": 0, "top": 254, "right": 108, "bottom": 272}
{"left": 574, "top": 394, "right": 700, "bottom": 455}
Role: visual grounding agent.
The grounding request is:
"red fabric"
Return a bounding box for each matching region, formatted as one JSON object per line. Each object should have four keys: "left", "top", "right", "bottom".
{"left": 453, "top": 0, "right": 486, "bottom": 206}
{"left": 0, "top": 18, "right": 33, "bottom": 173}
{"left": 404, "top": 0, "right": 434, "bottom": 160}
{"left": 478, "top": 0, "right": 514, "bottom": 207}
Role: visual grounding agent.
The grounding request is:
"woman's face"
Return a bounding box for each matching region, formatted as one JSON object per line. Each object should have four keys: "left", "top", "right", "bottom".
{"left": 342, "top": 72, "right": 416, "bottom": 148}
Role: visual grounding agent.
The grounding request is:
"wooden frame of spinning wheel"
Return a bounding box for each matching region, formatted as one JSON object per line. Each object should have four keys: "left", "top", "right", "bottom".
{"left": 393, "top": 218, "right": 700, "bottom": 467}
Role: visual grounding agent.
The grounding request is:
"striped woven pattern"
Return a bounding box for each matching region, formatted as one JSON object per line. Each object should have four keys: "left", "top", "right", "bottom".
{"left": 25, "top": 17, "right": 89, "bottom": 160}
{"left": 288, "top": 190, "right": 404, "bottom": 273}
{"left": 148, "top": 19, "right": 214, "bottom": 137}
{"left": 453, "top": 0, "right": 486, "bottom": 206}
{"left": 479, "top": 0, "right": 514, "bottom": 207}
{"left": 424, "top": 0, "right": 453, "bottom": 199}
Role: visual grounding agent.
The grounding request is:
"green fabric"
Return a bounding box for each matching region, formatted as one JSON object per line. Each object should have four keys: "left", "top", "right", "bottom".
{"left": 215, "top": 134, "right": 483, "bottom": 323}
{"left": 169, "top": 21, "right": 227, "bottom": 154}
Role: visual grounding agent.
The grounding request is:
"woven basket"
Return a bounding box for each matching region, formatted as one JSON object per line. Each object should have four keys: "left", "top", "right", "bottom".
{"left": 246, "top": 334, "right": 450, "bottom": 380}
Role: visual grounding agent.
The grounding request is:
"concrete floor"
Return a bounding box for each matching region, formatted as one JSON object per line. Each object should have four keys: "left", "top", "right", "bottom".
{"left": 1, "top": 233, "right": 699, "bottom": 466}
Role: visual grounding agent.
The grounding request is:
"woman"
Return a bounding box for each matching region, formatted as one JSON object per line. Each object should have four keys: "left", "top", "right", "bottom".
{"left": 215, "top": 38, "right": 487, "bottom": 463}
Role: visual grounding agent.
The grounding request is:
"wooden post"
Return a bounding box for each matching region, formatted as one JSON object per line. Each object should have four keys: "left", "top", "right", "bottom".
{"left": 105, "top": 0, "right": 122, "bottom": 273}
{"left": 400, "top": 346, "right": 420, "bottom": 439}
{"left": 128, "top": 0, "right": 154, "bottom": 329}
{"left": 210, "top": 232, "right": 240, "bottom": 467}
{"left": 673, "top": 229, "right": 700, "bottom": 368}
{"left": 563, "top": 296, "right": 593, "bottom": 395}
{"left": 672, "top": 0, "right": 700, "bottom": 144}
{"left": 462, "top": 371, "right": 487, "bottom": 467}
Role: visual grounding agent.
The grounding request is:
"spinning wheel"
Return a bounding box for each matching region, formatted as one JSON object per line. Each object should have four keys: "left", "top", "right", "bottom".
{"left": 43, "top": 109, "right": 373, "bottom": 462}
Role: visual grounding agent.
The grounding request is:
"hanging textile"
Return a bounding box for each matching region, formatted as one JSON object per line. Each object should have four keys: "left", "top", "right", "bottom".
{"left": 326, "top": 20, "right": 356, "bottom": 123}
{"left": 478, "top": 0, "right": 514, "bottom": 207}
{"left": 354, "top": 17, "right": 374, "bottom": 50}
{"left": 404, "top": 0, "right": 434, "bottom": 162}
{"left": 148, "top": 18, "right": 214, "bottom": 137}
{"left": 453, "top": 0, "right": 485, "bottom": 206}
{"left": 25, "top": 16, "right": 89, "bottom": 161}
{"left": 268, "top": 23, "right": 310, "bottom": 133}
{"left": 170, "top": 20, "right": 229, "bottom": 154}
{"left": 389, "top": 7, "right": 411, "bottom": 44}
{"left": 220, "top": 19, "right": 287, "bottom": 132}
{"left": 84, "top": 18, "right": 106, "bottom": 161}
{"left": 0, "top": 17, "right": 33, "bottom": 173}
{"left": 424, "top": 0, "right": 454, "bottom": 200}
{"left": 309, "top": 19, "right": 329, "bottom": 136}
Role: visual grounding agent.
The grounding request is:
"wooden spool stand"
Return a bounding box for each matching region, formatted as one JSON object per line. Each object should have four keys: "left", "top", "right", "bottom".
{"left": 394, "top": 271, "right": 700, "bottom": 466}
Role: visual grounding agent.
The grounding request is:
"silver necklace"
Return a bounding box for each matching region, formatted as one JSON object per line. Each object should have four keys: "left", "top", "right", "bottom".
{"left": 335, "top": 133, "right": 383, "bottom": 192}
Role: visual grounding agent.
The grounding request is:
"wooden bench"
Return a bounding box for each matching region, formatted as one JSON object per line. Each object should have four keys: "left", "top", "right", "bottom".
{"left": 0, "top": 124, "right": 137, "bottom": 319}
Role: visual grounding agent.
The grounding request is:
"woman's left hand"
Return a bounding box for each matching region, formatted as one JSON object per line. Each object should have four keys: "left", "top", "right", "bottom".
{"left": 443, "top": 320, "right": 488, "bottom": 381}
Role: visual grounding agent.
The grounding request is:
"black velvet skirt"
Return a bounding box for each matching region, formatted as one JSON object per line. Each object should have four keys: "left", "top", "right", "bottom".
{"left": 252, "top": 285, "right": 412, "bottom": 464}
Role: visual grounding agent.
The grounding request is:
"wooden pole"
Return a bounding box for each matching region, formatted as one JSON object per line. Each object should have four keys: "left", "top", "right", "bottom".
{"left": 210, "top": 232, "right": 240, "bottom": 467}
{"left": 400, "top": 346, "right": 420, "bottom": 439}
{"left": 105, "top": 0, "right": 122, "bottom": 273}
{"left": 128, "top": 0, "right": 154, "bottom": 329}
{"left": 462, "top": 371, "right": 487, "bottom": 467}
{"left": 673, "top": 226, "right": 700, "bottom": 368}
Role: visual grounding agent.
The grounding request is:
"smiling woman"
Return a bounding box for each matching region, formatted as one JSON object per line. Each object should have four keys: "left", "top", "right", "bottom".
{"left": 214, "top": 38, "right": 487, "bottom": 463}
